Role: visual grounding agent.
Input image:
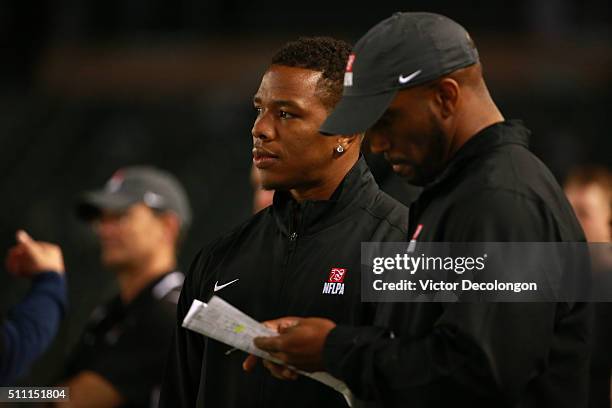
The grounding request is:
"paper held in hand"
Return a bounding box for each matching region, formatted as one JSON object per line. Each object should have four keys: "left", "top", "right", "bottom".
{"left": 182, "top": 296, "right": 355, "bottom": 407}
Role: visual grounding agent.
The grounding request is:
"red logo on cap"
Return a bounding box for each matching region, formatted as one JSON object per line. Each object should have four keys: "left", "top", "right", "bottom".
{"left": 328, "top": 268, "right": 347, "bottom": 283}
{"left": 106, "top": 169, "right": 125, "bottom": 192}
{"left": 346, "top": 54, "right": 356, "bottom": 73}
{"left": 110, "top": 170, "right": 125, "bottom": 184}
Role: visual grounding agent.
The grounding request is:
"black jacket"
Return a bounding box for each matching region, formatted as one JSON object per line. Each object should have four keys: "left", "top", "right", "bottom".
{"left": 63, "top": 272, "right": 182, "bottom": 407}
{"left": 323, "top": 121, "right": 591, "bottom": 408}
{"left": 160, "top": 157, "right": 408, "bottom": 408}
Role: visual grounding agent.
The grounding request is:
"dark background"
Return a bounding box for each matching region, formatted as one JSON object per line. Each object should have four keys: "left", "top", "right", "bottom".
{"left": 0, "top": 0, "right": 610, "bottom": 385}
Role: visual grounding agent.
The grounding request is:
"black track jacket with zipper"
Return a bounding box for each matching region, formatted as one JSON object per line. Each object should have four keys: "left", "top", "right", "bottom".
{"left": 160, "top": 156, "right": 408, "bottom": 408}
{"left": 323, "top": 121, "right": 591, "bottom": 408}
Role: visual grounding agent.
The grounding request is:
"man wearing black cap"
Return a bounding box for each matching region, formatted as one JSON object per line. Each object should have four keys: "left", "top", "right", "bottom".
{"left": 253, "top": 12, "right": 590, "bottom": 408}
{"left": 58, "top": 166, "right": 191, "bottom": 408}
{"left": 160, "top": 37, "right": 408, "bottom": 408}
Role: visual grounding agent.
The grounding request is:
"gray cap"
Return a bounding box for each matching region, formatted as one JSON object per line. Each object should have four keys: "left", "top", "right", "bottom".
{"left": 321, "top": 12, "right": 479, "bottom": 135}
{"left": 76, "top": 166, "right": 192, "bottom": 230}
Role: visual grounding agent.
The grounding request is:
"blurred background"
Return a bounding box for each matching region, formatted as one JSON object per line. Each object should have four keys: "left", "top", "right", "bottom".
{"left": 0, "top": 0, "right": 610, "bottom": 386}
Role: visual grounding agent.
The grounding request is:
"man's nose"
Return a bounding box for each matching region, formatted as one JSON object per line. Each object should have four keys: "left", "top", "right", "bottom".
{"left": 94, "top": 217, "right": 120, "bottom": 238}
{"left": 252, "top": 112, "right": 275, "bottom": 141}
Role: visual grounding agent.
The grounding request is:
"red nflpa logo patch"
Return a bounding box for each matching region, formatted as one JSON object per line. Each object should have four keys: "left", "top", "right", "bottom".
{"left": 323, "top": 268, "right": 346, "bottom": 295}
{"left": 328, "top": 268, "right": 346, "bottom": 283}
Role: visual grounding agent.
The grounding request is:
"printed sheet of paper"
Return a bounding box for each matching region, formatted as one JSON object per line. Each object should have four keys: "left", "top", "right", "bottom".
{"left": 183, "top": 296, "right": 355, "bottom": 407}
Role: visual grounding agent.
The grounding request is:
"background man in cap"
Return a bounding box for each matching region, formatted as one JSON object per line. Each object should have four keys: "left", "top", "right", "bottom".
{"left": 253, "top": 12, "right": 590, "bottom": 408}
{"left": 57, "top": 166, "right": 191, "bottom": 408}
{"left": 160, "top": 37, "right": 408, "bottom": 408}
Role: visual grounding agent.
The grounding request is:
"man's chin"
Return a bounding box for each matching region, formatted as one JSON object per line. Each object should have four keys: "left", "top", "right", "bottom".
{"left": 392, "top": 165, "right": 430, "bottom": 187}
{"left": 260, "top": 177, "right": 292, "bottom": 192}
{"left": 101, "top": 254, "right": 130, "bottom": 271}
{"left": 259, "top": 184, "right": 277, "bottom": 192}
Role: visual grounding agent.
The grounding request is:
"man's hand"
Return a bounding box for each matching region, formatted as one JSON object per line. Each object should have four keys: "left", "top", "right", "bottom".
{"left": 6, "top": 230, "right": 65, "bottom": 277}
{"left": 243, "top": 317, "right": 336, "bottom": 376}
{"left": 243, "top": 317, "right": 301, "bottom": 380}
{"left": 56, "top": 371, "right": 125, "bottom": 408}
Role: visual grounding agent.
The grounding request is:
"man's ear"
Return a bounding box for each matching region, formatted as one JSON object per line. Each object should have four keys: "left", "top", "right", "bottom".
{"left": 337, "top": 133, "right": 364, "bottom": 151}
{"left": 160, "top": 212, "right": 181, "bottom": 244}
{"left": 433, "top": 78, "right": 460, "bottom": 119}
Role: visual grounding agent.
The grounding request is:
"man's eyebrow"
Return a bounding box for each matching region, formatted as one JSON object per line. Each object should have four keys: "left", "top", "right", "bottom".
{"left": 252, "top": 97, "right": 303, "bottom": 110}
{"left": 273, "top": 100, "right": 303, "bottom": 110}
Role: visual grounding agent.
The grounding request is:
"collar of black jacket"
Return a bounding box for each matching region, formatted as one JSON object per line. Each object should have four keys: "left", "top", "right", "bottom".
{"left": 424, "top": 119, "right": 531, "bottom": 191}
{"left": 112, "top": 270, "right": 182, "bottom": 311}
{"left": 271, "top": 155, "right": 379, "bottom": 237}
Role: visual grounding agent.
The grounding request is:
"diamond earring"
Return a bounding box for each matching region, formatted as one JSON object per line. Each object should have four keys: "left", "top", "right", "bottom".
{"left": 336, "top": 145, "right": 344, "bottom": 153}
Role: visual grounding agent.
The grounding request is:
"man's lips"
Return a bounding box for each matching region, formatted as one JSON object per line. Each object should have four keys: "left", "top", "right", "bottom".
{"left": 387, "top": 158, "right": 411, "bottom": 166}
{"left": 252, "top": 148, "right": 280, "bottom": 168}
{"left": 387, "top": 158, "right": 413, "bottom": 175}
{"left": 392, "top": 163, "right": 410, "bottom": 173}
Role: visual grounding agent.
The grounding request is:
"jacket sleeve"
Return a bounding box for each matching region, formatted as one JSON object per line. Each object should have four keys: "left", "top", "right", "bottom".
{"left": 322, "top": 189, "right": 589, "bottom": 404}
{"left": 159, "top": 244, "right": 218, "bottom": 407}
{"left": 0, "top": 272, "right": 67, "bottom": 385}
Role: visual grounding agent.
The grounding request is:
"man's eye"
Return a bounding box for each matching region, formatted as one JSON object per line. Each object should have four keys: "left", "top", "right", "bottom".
{"left": 254, "top": 107, "right": 263, "bottom": 115}
{"left": 279, "top": 111, "right": 294, "bottom": 119}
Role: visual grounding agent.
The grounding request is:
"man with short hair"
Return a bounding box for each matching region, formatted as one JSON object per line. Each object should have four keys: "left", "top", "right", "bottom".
{"left": 253, "top": 13, "right": 591, "bottom": 408}
{"left": 564, "top": 165, "right": 612, "bottom": 408}
{"left": 160, "top": 37, "right": 408, "bottom": 408}
{"left": 59, "top": 166, "right": 191, "bottom": 408}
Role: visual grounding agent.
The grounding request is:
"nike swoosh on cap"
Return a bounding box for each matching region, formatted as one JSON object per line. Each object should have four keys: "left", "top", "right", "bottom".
{"left": 398, "top": 69, "right": 422, "bottom": 84}
{"left": 213, "top": 278, "right": 239, "bottom": 292}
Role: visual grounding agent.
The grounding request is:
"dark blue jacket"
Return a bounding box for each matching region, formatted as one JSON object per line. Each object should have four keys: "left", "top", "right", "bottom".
{"left": 0, "top": 272, "right": 68, "bottom": 385}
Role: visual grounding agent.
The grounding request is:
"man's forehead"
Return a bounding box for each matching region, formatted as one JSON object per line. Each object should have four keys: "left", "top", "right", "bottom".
{"left": 380, "top": 86, "right": 427, "bottom": 117}
{"left": 99, "top": 203, "right": 148, "bottom": 217}
{"left": 254, "top": 66, "right": 322, "bottom": 102}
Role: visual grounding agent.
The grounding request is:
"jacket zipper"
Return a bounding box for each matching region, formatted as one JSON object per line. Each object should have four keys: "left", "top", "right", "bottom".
{"left": 260, "top": 201, "right": 302, "bottom": 407}
{"left": 279, "top": 201, "right": 301, "bottom": 299}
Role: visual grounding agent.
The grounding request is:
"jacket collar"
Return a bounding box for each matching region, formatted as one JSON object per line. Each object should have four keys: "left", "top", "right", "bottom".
{"left": 271, "top": 155, "right": 379, "bottom": 237}
{"left": 424, "top": 119, "right": 530, "bottom": 192}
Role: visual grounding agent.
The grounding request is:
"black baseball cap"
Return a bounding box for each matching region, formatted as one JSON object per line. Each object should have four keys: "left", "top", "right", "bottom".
{"left": 320, "top": 12, "right": 479, "bottom": 135}
{"left": 76, "top": 166, "right": 192, "bottom": 231}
